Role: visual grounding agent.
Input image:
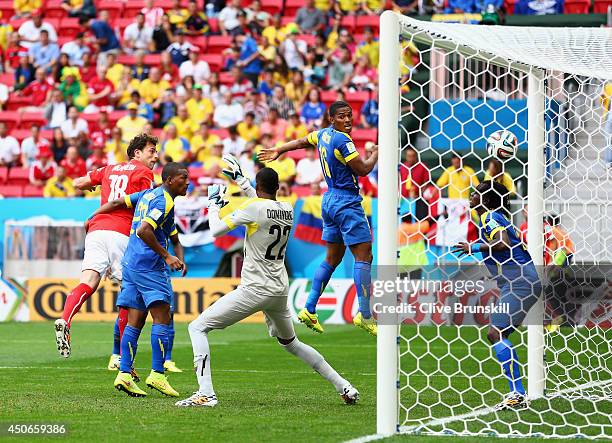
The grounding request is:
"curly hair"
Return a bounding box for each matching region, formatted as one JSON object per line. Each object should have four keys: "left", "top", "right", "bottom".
{"left": 127, "top": 133, "right": 158, "bottom": 160}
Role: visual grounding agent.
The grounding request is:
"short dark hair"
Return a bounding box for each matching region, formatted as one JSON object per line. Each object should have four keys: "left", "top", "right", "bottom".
{"left": 40, "top": 29, "right": 49, "bottom": 35}
{"left": 477, "top": 180, "right": 510, "bottom": 214}
{"left": 329, "top": 100, "right": 351, "bottom": 117}
{"left": 162, "top": 162, "right": 186, "bottom": 182}
{"left": 245, "top": 111, "right": 255, "bottom": 119}
{"left": 78, "top": 16, "right": 91, "bottom": 26}
{"left": 127, "top": 133, "right": 158, "bottom": 160}
{"left": 256, "top": 167, "right": 279, "bottom": 195}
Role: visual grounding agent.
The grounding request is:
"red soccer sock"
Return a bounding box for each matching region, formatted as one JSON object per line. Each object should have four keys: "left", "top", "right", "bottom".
{"left": 61, "top": 283, "right": 95, "bottom": 327}
{"left": 117, "top": 307, "right": 128, "bottom": 355}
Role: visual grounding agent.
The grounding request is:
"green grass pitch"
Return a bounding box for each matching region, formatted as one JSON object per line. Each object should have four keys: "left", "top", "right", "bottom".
{"left": 1, "top": 322, "right": 608, "bottom": 442}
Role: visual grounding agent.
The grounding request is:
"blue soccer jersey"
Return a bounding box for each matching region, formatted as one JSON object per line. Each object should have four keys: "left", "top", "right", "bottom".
{"left": 480, "top": 210, "right": 536, "bottom": 281}
{"left": 307, "top": 127, "right": 360, "bottom": 191}
{"left": 122, "top": 187, "right": 178, "bottom": 272}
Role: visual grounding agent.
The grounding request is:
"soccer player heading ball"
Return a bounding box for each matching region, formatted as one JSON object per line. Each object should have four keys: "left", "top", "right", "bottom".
{"left": 259, "top": 101, "right": 378, "bottom": 335}
{"left": 453, "top": 181, "right": 542, "bottom": 411}
{"left": 176, "top": 157, "right": 359, "bottom": 407}
{"left": 87, "top": 162, "right": 190, "bottom": 398}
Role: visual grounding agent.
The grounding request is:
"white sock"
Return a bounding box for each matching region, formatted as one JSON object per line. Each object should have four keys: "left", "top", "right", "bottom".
{"left": 188, "top": 320, "right": 215, "bottom": 397}
{"left": 283, "top": 338, "right": 348, "bottom": 393}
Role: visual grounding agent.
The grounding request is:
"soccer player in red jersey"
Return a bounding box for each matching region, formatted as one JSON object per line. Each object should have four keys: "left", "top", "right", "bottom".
{"left": 54, "top": 134, "right": 158, "bottom": 360}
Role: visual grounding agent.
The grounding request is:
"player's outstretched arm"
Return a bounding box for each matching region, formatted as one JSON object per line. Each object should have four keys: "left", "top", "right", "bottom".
{"left": 73, "top": 175, "right": 94, "bottom": 191}
{"left": 453, "top": 229, "right": 511, "bottom": 256}
{"left": 347, "top": 144, "right": 379, "bottom": 177}
{"left": 258, "top": 136, "right": 311, "bottom": 163}
{"left": 207, "top": 184, "right": 256, "bottom": 238}
{"left": 136, "top": 222, "right": 184, "bottom": 272}
{"left": 170, "top": 233, "right": 187, "bottom": 277}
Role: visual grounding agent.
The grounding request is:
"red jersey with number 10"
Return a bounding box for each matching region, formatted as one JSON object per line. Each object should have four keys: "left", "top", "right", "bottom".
{"left": 87, "top": 160, "right": 154, "bottom": 236}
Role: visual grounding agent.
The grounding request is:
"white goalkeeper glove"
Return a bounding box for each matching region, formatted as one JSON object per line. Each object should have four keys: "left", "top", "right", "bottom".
{"left": 222, "top": 153, "right": 251, "bottom": 191}
{"left": 207, "top": 184, "right": 228, "bottom": 209}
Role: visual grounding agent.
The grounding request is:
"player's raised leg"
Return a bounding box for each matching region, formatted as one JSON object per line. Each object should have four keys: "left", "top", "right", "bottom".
{"left": 298, "top": 243, "right": 345, "bottom": 333}
{"left": 55, "top": 269, "right": 101, "bottom": 358}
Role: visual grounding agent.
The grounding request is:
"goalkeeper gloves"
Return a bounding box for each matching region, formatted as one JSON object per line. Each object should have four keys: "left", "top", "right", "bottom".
{"left": 207, "top": 184, "right": 228, "bottom": 209}
{"left": 222, "top": 154, "right": 244, "bottom": 181}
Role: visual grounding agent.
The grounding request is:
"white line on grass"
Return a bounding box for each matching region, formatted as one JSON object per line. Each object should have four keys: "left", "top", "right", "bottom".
{"left": 344, "top": 378, "right": 612, "bottom": 443}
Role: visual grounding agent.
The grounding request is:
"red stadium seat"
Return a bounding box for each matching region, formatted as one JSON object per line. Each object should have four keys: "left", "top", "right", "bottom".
{"left": 345, "top": 90, "right": 370, "bottom": 113}
{"left": 143, "top": 53, "right": 161, "bottom": 66}
{"left": 59, "top": 17, "right": 82, "bottom": 38}
{"left": 355, "top": 15, "right": 379, "bottom": 34}
{"left": 82, "top": 113, "right": 101, "bottom": 130}
{"left": 188, "top": 166, "right": 204, "bottom": 180}
{"left": 284, "top": 0, "right": 302, "bottom": 16}
{"left": 293, "top": 185, "right": 312, "bottom": 197}
{"left": 218, "top": 71, "right": 234, "bottom": 86}
{"left": 351, "top": 128, "right": 377, "bottom": 146}
{"left": 117, "top": 54, "right": 136, "bottom": 65}
{"left": 0, "top": 73, "right": 14, "bottom": 88}
{"left": 208, "top": 18, "right": 219, "bottom": 34}
{"left": 8, "top": 168, "right": 30, "bottom": 186}
{"left": 0, "top": 111, "right": 20, "bottom": 131}
{"left": 10, "top": 129, "right": 30, "bottom": 142}
{"left": 23, "top": 184, "right": 44, "bottom": 197}
{"left": 260, "top": 0, "right": 283, "bottom": 15}
{"left": 114, "top": 18, "right": 134, "bottom": 38}
{"left": 46, "top": 18, "right": 61, "bottom": 31}
{"left": 0, "top": 1, "right": 14, "bottom": 20}
{"left": 297, "top": 34, "right": 315, "bottom": 46}
{"left": 201, "top": 54, "right": 223, "bottom": 71}
{"left": 320, "top": 90, "right": 339, "bottom": 106}
{"left": 340, "top": 15, "right": 356, "bottom": 31}
{"left": 209, "top": 128, "right": 228, "bottom": 139}
{"left": 188, "top": 36, "right": 208, "bottom": 52}
{"left": 563, "top": 0, "right": 590, "bottom": 13}
{"left": 0, "top": 185, "right": 23, "bottom": 197}
{"left": 281, "top": 16, "right": 296, "bottom": 26}
{"left": 97, "top": 1, "right": 124, "bottom": 21}
{"left": 44, "top": 0, "right": 67, "bottom": 18}
{"left": 109, "top": 110, "right": 128, "bottom": 125}
{"left": 57, "top": 36, "right": 73, "bottom": 47}
{"left": 593, "top": 0, "right": 612, "bottom": 12}
{"left": 124, "top": 0, "right": 145, "bottom": 18}
{"left": 19, "top": 112, "right": 46, "bottom": 129}
{"left": 0, "top": 166, "right": 8, "bottom": 184}
{"left": 207, "top": 35, "right": 233, "bottom": 54}
{"left": 40, "top": 129, "right": 53, "bottom": 141}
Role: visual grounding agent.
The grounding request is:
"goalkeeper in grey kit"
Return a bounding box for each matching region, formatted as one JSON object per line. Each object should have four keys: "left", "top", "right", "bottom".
{"left": 176, "top": 155, "right": 360, "bottom": 407}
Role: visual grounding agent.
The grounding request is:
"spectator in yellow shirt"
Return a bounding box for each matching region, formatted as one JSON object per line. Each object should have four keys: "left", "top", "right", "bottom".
{"left": 484, "top": 158, "right": 516, "bottom": 195}
{"left": 185, "top": 84, "right": 213, "bottom": 124}
{"left": 44, "top": 166, "right": 75, "bottom": 197}
{"left": 168, "top": 0, "right": 188, "bottom": 26}
{"left": 436, "top": 154, "right": 480, "bottom": 199}
{"left": 315, "top": 0, "right": 332, "bottom": 10}
{"left": 285, "top": 112, "right": 308, "bottom": 141}
{"left": 191, "top": 123, "right": 220, "bottom": 163}
{"left": 138, "top": 67, "right": 170, "bottom": 104}
{"left": 355, "top": 27, "right": 379, "bottom": 68}
{"left": 105, "top": 52, "right": 125, "bottom": 88}
{"left": 268, "top": 151, "right": 296, "bottom": 183}
{"left": 237, "top": 112, "right": 261, "bottom": 142}
{"left": 161, "top": 124, "right": 190, "bottom": 164}
{"left": 116, "top": 102, "right": 148, "bottom": 144}
{"left": 334, "top": 0, "right": 359, "bottom": 14}
{"left": 285, "top": 71, "right": 308, "bottom": 107}
{"left": 203, "top": 141, "right": 225, "bottom": 178}
{"left": 106, "top": 127, "right": 128, "bottom": 164}
{"left": 361, "top": 0, "right": 385, "bottom": 14}
{"left": 13, "top": 0, "right": 41, "bottom": 18}
{"left": 165, "top": 104, "right": 199, "bottom": 140}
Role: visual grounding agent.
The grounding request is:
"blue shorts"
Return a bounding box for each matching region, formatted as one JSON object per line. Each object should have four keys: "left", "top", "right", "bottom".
{"left": 117, "top": 265, "right": 174, "bottom": 312}
{"left": 321, "top": 189, "right": 372, "bottom": 246}
{"left": 491, "top": 276, "right": 542, "bottom": 332}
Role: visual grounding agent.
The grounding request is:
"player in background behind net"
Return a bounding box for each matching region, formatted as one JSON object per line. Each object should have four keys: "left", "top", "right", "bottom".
{"left": 54, "top": 135, "right": 183, "bottom": 371}
{"left": 259, "top": 101, "right": 378, "bottom": 336}
{"left": 453, "top": 181, "right": 542, "bottom": 411}
{"left": 176, "top": 157, "right": 359, "bottom": 407}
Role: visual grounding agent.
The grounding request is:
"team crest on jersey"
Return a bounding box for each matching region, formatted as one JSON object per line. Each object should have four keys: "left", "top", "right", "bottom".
{"left": 143, "top": 193, "right": 155, "bottom": 201}
{"left": 346, "top": 142, "right": 356, "bottom": 153}
{"left": 149, "top": 208, "right": 163, "bottom": 221}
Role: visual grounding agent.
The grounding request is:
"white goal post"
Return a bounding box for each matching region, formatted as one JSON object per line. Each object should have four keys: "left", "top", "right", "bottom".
{"left": 376, "top": 11, "right": 612, "bottom": 438}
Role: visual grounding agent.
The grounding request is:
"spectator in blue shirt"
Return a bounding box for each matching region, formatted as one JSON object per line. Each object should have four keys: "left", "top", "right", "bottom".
{"left": 258, "top": 69, "right": 274, "bottom": 96}
{"left": 236, "top": 34, "right": 262, "bottom": 87}
{"left": 79, "top": 14, "right": 120, "bottom": 54}
{"left": 14, "top": 55, "right": 35, "bottom": 90}
{"left": 361, "top": 87, "right": 379, "bottom": 128}
{"left": 131, "top": 91, "right": 154, "bottom": 121}
{"left": 514, "top": 0, "right": 563, "bottom": 14}
{"left": 446, "top": 0, "right": 476, "bottom": 12}
{"left": 28, "top": 30, "right": 60, "bottom": 73}
{"left": 301, "top": 88, "right": 326, "bottom": 129}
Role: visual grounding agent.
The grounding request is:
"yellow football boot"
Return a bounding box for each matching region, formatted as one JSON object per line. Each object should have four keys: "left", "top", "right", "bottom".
{"left": 353, "top": 312, "right": 377, "bottom": 336}
{"left": 146, "top": 371, "right": 179, "bottom": 397}
{"left": 163, "top": 360, "right": 183, "bottom": 373}
{"left": 297, "top": 308, "right": 324, "bottom": 333}
{"left": 114, "top": 372, "right": 147, "bottom": 397}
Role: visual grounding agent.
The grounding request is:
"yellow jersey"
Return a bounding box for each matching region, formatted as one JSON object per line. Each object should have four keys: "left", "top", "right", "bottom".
{"left": 190, "top": 133, "right": 221, "bottom": 162}
{"left": 436, "top": 165, "right": 480, "bottom": 200}
{"left": 43, "top": 177, "right": 75, "bottom": 198}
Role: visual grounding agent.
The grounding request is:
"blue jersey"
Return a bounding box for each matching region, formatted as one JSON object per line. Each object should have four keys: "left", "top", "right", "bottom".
{"left": 122, "top": 187, "right": 177, "bottom": 272}
{"left": 480, "top": 210, "right": 536, "bottom": 282}
{"left": 307, "top": 127, "right": 360, "bottom": 192}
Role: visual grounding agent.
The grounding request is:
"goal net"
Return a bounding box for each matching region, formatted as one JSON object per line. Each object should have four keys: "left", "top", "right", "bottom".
{"left": 376, "top": 12, "right": 612, "bottom": 439}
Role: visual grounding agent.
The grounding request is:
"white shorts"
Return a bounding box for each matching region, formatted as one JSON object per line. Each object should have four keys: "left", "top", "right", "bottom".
{"left": 191, "top": 286, "right": 295, "bottom": 340}
{"left": 81, "top": 230, "right": 129, "bottom": 281}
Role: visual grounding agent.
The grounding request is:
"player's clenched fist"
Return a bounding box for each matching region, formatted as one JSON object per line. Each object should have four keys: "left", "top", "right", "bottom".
{"left": 165, "top": 254, "right": 186, "bottom": 275}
